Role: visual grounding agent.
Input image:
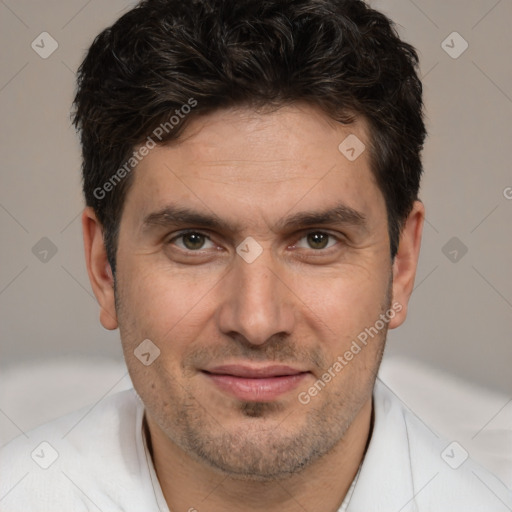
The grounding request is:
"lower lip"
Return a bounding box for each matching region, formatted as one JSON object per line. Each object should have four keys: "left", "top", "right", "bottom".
{"left": 204, "top": 372, "right": 309, "bottom": 401}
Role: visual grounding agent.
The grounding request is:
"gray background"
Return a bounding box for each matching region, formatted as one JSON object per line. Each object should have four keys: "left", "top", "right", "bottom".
{"left": 1, "top": 0, "right": 511, "bottom": 393}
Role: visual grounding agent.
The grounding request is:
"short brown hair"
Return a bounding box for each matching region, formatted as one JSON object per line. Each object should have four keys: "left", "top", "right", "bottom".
{"left": 73, "top": 0, "right": 426, "bottom": 272}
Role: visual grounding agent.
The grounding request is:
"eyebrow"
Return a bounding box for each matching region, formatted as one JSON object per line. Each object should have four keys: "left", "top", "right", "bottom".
{"left": 277, "top": 204, "right": 367, "bottom": 232}
{"left": 141, "top": 203, "right": 367, "bottom": 234}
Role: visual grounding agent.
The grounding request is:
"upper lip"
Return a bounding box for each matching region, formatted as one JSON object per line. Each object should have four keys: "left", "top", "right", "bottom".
{"left": 203, "top": 364, "right": 307, "bottom": 378}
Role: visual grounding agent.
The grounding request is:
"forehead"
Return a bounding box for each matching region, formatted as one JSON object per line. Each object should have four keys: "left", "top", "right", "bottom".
{"left": 123, "top": 104, "right": 385, "bottom": 227}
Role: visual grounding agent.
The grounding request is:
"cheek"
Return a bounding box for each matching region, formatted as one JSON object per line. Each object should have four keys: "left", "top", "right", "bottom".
{"left": 292, "top": 268, "right": 389, "bottom": 341}
{"left": 115, "top": 269, "right": 205, "bottom": 399}
{"left": 115, "top": 257, "right": 221, "bottom": 353}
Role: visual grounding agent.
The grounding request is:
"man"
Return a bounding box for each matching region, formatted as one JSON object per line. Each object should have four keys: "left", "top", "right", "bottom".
{"left": 1, "top": 0, "right": 510, "bottom": 510}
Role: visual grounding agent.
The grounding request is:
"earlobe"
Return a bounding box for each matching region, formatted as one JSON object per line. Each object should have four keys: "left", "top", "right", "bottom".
{"left": 388, "top": 200, "right": 425, "bottom": 330}
{"left": 82, "top": 207, "right": 118, "bottom": 330}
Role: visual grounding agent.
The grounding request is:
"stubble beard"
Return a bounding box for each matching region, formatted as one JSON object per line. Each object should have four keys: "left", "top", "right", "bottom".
{"left": 116, "top": 274, "right": 391, "bottom": 482}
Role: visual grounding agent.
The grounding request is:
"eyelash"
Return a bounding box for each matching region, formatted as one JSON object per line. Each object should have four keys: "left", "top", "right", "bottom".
{"left": 168, "top": 230, "right": 216, "bottom": 251}
{"left": 167, "top": 230, "right": 343, "bottom": 253}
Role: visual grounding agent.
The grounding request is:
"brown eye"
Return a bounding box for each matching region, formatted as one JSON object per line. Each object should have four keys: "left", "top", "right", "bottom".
{"left": 172, "top": 232, "right": 214, "bottom": 251}
{"left": 182, "top": 233, "right": 206, "bottom": 250}
{"left": 306, "top": 232, "right": 330, "bottom": 250}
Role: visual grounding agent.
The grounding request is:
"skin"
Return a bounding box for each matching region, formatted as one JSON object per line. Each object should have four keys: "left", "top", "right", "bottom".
{"left": 83, "top": 103, "right": 424, "bottom": 512}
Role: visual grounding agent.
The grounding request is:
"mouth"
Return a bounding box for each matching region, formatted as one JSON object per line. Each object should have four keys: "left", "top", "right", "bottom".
{"left": 201, "top": 364, "right": 310, "bottom": 402}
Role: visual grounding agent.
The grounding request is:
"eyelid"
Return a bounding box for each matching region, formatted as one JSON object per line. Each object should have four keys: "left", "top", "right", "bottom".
{"left": 166, "top": 229, "right": 345, "bottom": 252}
{"left": 291, "top": 230, "right": 344, "bottom": 249}
{"left": 167, "top": 229, "right": 216, "bottom": 250}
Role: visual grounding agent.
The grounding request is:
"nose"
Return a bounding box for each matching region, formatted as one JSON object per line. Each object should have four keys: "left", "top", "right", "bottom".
{"left": 216, "top": 247, "right": 295, "bottom": 346}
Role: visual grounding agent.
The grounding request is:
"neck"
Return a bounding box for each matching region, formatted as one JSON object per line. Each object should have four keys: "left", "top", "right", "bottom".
{"left": 145, "top": 398, "right": 373, "bottom": 512}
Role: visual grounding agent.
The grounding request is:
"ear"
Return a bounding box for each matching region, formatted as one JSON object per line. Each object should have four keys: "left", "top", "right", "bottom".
{"left": 388, "top": 200, "right": 425, "bottom": 329}
{"left": 82, "top": 207, "right": 118, "bottom": 330}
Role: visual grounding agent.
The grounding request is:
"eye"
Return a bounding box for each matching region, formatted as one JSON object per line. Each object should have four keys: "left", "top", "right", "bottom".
{"left": 170, "top": 231, "right": 215, "bottom": 251}
{"left": 294, "top": 231, "right": 338, "bottom": 250}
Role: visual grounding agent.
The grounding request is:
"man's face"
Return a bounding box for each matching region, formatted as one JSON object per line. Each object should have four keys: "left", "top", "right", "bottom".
{"left": 113, "top": 104, "right": 396, "bottom": 479}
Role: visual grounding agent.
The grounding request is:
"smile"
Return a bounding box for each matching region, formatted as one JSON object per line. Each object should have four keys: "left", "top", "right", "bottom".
{"left": 202, "top": 364, "right": 310, "bottom": 402}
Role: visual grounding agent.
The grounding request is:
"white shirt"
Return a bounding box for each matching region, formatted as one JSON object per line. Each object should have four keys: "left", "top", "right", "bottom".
{"left": 1, "top": 379, "right": 510, "bottom": 511}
